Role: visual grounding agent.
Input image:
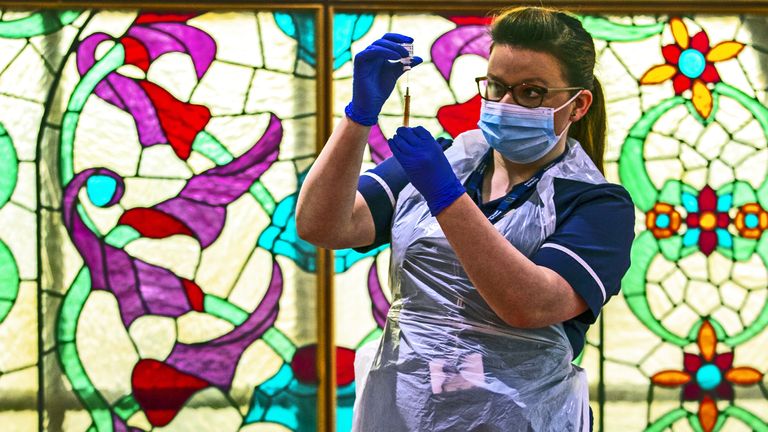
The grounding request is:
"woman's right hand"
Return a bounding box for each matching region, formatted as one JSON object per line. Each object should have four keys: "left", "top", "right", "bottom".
{"left": 344, "top": 33, "right": 423, "bottom": 126}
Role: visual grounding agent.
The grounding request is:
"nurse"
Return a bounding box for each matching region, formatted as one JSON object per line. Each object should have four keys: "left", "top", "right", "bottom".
{"left": 297, "top": 6, "right": 635, "bottom": 431}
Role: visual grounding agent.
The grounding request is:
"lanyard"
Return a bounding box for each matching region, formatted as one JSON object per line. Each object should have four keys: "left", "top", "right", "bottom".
{"left": 464, "top": 148, "right": 566, "bottom": 224}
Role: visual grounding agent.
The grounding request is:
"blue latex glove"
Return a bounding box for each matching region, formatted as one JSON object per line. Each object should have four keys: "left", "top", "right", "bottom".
{"left": 345, "top": 33, "right": 423, "bottom": 126}
{"left": 388, "top": 126, "right": 466, "bottom": 216}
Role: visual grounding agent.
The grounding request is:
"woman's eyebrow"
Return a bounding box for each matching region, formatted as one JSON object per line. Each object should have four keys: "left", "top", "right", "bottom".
{"left": 486, "top": 72, "right": 549, "bottom": 87}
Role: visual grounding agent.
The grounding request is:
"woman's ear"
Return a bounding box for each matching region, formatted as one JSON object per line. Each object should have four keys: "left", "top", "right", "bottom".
{"left": 571, "top": 90, "right": 593, "bottom": 122}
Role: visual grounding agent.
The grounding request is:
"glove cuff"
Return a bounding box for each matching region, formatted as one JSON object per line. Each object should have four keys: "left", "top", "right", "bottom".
{"left": 426, "top": 179, "right": 466, "bottom": 217}
{"left": 344, "top": 102, "right": 378, "bottom": 127}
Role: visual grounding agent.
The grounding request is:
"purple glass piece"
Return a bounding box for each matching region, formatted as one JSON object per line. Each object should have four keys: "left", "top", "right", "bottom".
{"left": 367, "top": 262, "right": 390, "bottom": 328}
{"left": 431, "top": 25, "right": 490, "bottom": 81}
{"left": 106, "top": 74, "right": 166, "bottom": 146}
{"left": 715, "top": 381, "right": 734, "bottom": 400}
{"left": 135, "top": 260, "right": 191, "bottom": 316}
{"left": 145, "top": 22, "right": 216, "bottom": 78}
{"left": 77, "top": 33, "right": 167, "bottom": 146}
{"left": 126, "top": 26, "right": 186, "bottom": 62}
{"left": 103, "top": 247, "right": 149, "bottom": 324}
{"left": 166, "top": 261, "right": 283, "bottom": 389}
{"left": 95, "top": 79, "right": 127, "bottom": 110}
{"left": 76, "top": 32, "right": 112, "bottom": 76}
{"left": 63, "top": 169, "right": 194, "bottom": 326}
{"left": 368, "top": 124, "right": 391, "bottom": 165}
{"left": 682, "top": 382, "right": 702, "bottom": 401}
{"left": 155, "top": 199, "right": 225, "bottom": 248}
{"left": 152, "top": 114, "right": 281, "bottom": 246}
{"left": 181, "top": 114, "right": 282, "bottom": 206}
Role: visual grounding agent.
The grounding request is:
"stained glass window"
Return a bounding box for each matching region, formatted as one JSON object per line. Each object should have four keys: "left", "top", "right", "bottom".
{"left": 1, "top": 5, "right": 767, "bottom": 432}
{"left": 332, "top": 12, "right": 768, "bottom": 432}
{"left": 1, "top": 8, "right": 322, "bottom": 431}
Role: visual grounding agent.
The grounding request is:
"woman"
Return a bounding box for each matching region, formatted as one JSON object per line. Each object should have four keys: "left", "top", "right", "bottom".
{"left": 297, "top": 6, "right": 635, "bottom": 431}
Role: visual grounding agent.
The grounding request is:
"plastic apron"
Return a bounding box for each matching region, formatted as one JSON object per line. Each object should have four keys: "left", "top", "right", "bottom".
{"left": 353, "top": 130, "right": 603, "bottom": 432}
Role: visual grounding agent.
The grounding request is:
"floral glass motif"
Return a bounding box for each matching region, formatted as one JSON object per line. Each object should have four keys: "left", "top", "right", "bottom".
{"left": 334, "top": 12, "right": 768, "bottom": 431}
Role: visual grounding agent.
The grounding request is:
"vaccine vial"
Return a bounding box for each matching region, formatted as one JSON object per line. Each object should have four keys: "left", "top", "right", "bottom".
{"left": 400, "top": 42, "right": 414, "bottom": 71}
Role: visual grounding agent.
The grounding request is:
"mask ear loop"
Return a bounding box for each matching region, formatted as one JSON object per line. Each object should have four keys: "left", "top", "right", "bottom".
{"left": 555, "top": 90, "right": 583, "bottom": 142}
{"left": 553, "top": 89, "right": 583, "bottom": 114}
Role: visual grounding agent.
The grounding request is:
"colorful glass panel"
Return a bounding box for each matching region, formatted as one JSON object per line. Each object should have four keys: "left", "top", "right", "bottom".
{"left": 0, "top": 9, "right": 320, "bottom": 431}
{"left": 2, "top": 6, "right": 768, "bottom": 432}
{"left": 333, "top": 12, "right": 768, "bottom": 431}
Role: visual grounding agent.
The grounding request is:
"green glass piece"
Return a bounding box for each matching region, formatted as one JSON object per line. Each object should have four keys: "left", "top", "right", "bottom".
{"left": 356, "top": 328, "right": 383, "bottom": 349}
{"left": 0, "top": 10, "right": 81, "bottom": 38}
{"left": 203, "top": 294, "right": 249, "bottom": 326}
{"left": 572, "top": 347, "right": 584, "bottom": 366}
{"left": 732, "top": 236, "right": 757, "bottom": 262}
{"left": 722, "top": 406, "right": 768, "bottom": 431}
{"left": 56, "top": 268, "right": 91, "bottom": 344}
{"left": 60, "top": 112, "right": 78, "bottom": 186}
{"left": 619, "top": 97, "right": 686, "bottom": 211}
{"left": 263, "top": 327, "right": 297, "bottom": 362}
{"left": 104, "top": 225, "right": 141, "bottom": 249}
{"left": 192, "top": 131, "right": 234, "bottom": 166}
{"left": 729, "top": 181, "right": 757, "bottom": 207}
{"left": 57, "top": 268, "right": 113, "bottom": 432}
{"left": 624, "top": 232, "right": 689, "bottom": 346}
{"left": 77, "top": 204, "right": 102, "bottom": 238}
{"left": 715, "top": 83, "right": 768, "bottom": 206}
{"left": 658, "top": 235, "right": 683, "bottom": 261}
{"left": 0, "top": 300, "right": 12, "bottom": 324}
{"left": 644, "top": 408, "right": 688, "bottom": 432}
{"left": 688, "top": 413, "right": 706, "bottom": 432}
{"left": 658, "top": 180, "right": 682, "bottom": 206}
{"left": 112, "top": 394, "right": 140, "bottom": 420}
{"left": 579, "top": 15, "right": 665, "bottom": 41}
{"left": 250, "top": 180, "right": 277, "bottom": 216}
{"left": 724, "top": 236, "right": 768, "bottom": 346}
{"left": 60, "top": 342, "right": 114, "bottom": 432}
{"left": 0, "top": 123, "right": 17, "bottom": 208}
{"left": 67, "top": 45, "right": 124, "bottom": 112}
{"left": 62, "top": 45, "right": 124, "bottom": 186}
{"left": 717, "top": 246, "right": 734, "bottom": 260}
{"left": 0, "top": 240, "right": 19, "bottom": 324}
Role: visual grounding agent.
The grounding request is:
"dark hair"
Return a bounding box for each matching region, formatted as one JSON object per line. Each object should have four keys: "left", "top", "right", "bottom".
{"left": 489, "top": 6, "right": 606, "bottom": 173}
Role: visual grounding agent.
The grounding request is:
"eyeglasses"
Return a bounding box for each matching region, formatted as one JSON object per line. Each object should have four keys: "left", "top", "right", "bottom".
{"left": 475, "top": 76, "right": 583, "bottom": 108}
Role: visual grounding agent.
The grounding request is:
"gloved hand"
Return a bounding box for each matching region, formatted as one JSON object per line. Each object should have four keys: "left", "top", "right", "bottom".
{"left": 345, "top": 33, "right": 423, "bottom": 126}
{"left": 388, "top": 126, "right": 465, "bottom": 216}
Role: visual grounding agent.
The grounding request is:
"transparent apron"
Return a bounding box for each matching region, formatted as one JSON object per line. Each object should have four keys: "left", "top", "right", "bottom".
{"left": 353, "top": 131, "right": 599, "bottom": 431}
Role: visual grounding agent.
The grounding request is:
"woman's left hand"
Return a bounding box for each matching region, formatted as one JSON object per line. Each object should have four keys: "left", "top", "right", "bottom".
{"left": 388, "top": 126, "right": 465, "bottom": 216}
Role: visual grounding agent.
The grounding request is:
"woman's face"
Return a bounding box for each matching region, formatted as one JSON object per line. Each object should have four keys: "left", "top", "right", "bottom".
{"left": 487, "top": 44, "right": 593, "bottom": 136}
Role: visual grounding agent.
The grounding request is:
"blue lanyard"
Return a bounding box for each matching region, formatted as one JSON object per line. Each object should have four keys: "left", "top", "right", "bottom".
{"left": 464, "top": 149, "right": 566, "bottom": 224}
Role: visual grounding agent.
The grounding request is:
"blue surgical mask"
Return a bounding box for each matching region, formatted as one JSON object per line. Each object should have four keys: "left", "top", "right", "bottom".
{"left": 477, "top": 92, "right": 581, "bottom": 164}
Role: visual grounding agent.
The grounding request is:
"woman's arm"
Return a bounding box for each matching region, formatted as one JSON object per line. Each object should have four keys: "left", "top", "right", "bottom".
{"left": 387, "top": 126, "right": 634, "bottom": 329}
{"left": 437, "top": 195, "right": 587, "bottom": 328}
{"left": 296, "top": 33, "right": 421, "bottom": 249}
{"left": 295, "top": 116, "right": 376, "bottom": 249}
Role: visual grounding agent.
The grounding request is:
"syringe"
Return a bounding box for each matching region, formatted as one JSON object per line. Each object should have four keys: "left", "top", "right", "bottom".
{"left": 401, "top": 43, "right": 413, "bottom": 127}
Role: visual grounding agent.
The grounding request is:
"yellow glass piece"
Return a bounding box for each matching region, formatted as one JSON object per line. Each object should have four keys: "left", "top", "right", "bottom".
{"left": 670, "top": 17, "right": 690, "bottom": 50}
{"left": 78, "top": 291, "right": 140, "bottom": 405}
{"left": 699, "top": 212, "right": 717, "bottom": 230}
{"left": 725, "top": 367, "right": 763, "bottom": 385}
{"left": 706, "top": 41, "right": 745, "bottom": 62}
{"left": 692, "top": 80, "right": 713, "bottom": 119}
{"left": 651, "top": 370, "right": 691, "bottom": 386}
{"left": 640, "top": 64, "right": 677, "bottom": 85}
{"left": 698, "top": 320, "right": 717, "bottom": 362}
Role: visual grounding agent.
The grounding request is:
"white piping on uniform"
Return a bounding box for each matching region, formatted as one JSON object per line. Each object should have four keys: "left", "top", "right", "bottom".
{"left": 541, "top": 243, "right": 607, "bottom": 303}
{"left": 361, "top": 172, "right": 396, "bottom": 208}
